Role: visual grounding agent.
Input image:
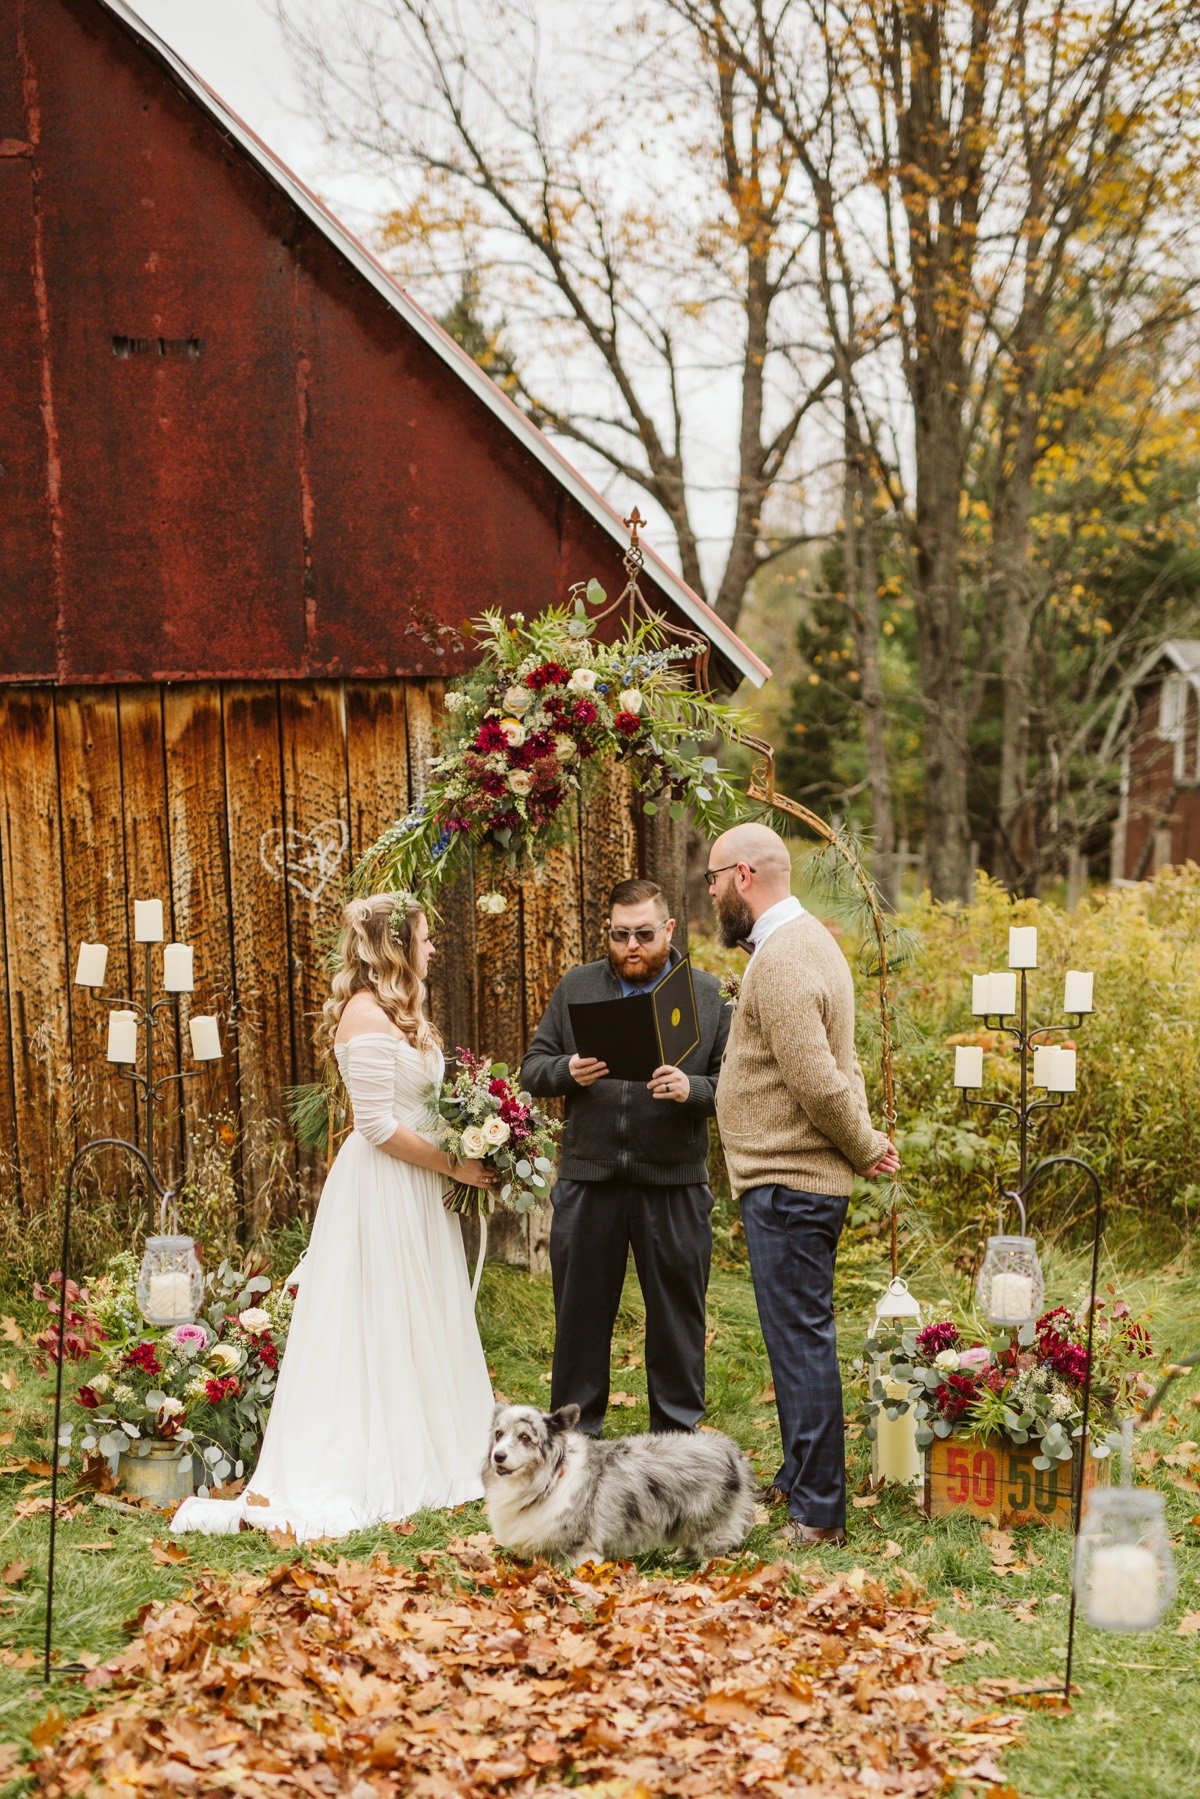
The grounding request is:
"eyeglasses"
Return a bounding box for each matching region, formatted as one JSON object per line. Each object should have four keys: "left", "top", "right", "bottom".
{"left": 705, "top": 863, "right": 755, "bottom": 888}
{"left": 608, "top": 925, "right": 666, "bottom": 946}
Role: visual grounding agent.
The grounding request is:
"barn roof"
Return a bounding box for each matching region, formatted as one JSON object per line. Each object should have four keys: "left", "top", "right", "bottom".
{"left": 83, "top": 0, "right": 765, "bottom": 690}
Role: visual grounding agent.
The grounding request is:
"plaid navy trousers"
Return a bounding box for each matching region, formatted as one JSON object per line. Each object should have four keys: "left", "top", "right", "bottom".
{"left": 739, "top": 1183, "right": 850, "bottom": 1529}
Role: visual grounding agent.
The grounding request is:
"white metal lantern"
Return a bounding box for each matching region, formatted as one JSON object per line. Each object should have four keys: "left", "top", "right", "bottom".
{"left": 1075, "top": 1485, "right": 1176, "bottom": 1633}
{"left": 976, "top": 1194, "right": 1044, "bottom": 1327}
{"left": 137, "top": 1195, "right": 203, "bottom": 1327}
{"left": 870, "top": 1277, "right": 924, "bottom": 1488}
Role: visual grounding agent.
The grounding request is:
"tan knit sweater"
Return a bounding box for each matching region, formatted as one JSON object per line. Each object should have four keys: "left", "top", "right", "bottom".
{"left": 715, "top": 913, "right": 889, "bottom": 1198}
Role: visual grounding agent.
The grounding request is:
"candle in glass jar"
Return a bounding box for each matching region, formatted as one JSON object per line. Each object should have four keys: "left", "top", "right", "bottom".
{"left": 1064, "top": 970, "right": 1094, "bottom": 1014}
{"left": 134, "top": 900, "right": 164, "bottom": 943}
{"left": 971, "top": 974, "right": 992, "bottom": 1015}
{"left": 189, "top": 1014, "right": 221, "bottom": 1060}
{"left": 162, "top": 944, "right": 194, "bottom": 991}
{"left": 989, "top": 1270, "right": 1034, "bottom": 1320}
{"left": 1008, "top": 926, "right": 1038, "bottom": 968}
{"left": 1046, "top": 1046, "right": 1077, "bottom": 1092}
{"left": 145, "top": 1270, "right": 192, "bottom": 1320}
{"left": 954, "top": 1045, "right": 983, "bottom": 1088}
{"left": 74, "top": 942, "right": 108, "bottom": 988}
{"left": 989, "top": 972, "right": 1017, "bottom": 1016}
{"left": 106, "top": 1010, "right": 137, "bottom": 1063}
{"left": 1088, "top": 1543, "right": 1161, "bottom": 1629}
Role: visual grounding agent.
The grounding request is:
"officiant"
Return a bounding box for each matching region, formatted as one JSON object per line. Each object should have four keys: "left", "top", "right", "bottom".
{"left": 521, "top": 879, "right": 730, "bottom": 1437}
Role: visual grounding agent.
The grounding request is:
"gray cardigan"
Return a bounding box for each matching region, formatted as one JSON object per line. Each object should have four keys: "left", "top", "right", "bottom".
{"left": 520, "top": 950, "right": 730, "bottom": 1187}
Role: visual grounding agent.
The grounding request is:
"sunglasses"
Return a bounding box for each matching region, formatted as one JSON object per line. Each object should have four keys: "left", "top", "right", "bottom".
{"left": 608, "top": 925, "right": 666, "bottom": 946}
{"left": 705, "top": 862, "right": 755, "bottom": 888}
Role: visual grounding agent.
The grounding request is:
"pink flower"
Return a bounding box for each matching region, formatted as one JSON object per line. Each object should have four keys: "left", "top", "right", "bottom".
{"left": 957, "top": 1345, "right": 992, "bottom": 1373}
{"left": 171, "top": 1323, "right": 209, "bottom": 1352}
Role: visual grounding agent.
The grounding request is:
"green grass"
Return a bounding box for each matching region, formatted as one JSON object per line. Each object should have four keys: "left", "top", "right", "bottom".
{"left": 0, "top": 1241, "right": 1196, "bottom": 1797}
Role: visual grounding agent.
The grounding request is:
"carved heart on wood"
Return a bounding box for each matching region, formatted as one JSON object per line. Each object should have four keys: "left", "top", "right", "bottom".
{"left": 259, "top": 819, "right": 349, "bottom": 903}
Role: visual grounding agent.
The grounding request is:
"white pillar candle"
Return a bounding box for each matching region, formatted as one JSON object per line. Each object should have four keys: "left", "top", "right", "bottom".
{"left": 134, "top": 900, "right": 164, "bottom": 943}
{"left": 74, "top": 942, "right": 109, "bottom": 988}
{"left": 1046, "top": 1046, "right": 1077, "bottom": 1092}
{"left": 989, "top": 1270, "right": 1034, "bottom": 1320}
{"left": 106, "top": 1010, "right": 138, "bottom": 1063}
{"left": 189, "top": 1014, "right": 222, "bottom": 1061}
{"left": 162, "top": 944, "right": 194, "bottom": 992}
{"left": 145, "top": 1270, "right": 193, "bottom": 1321}
{"left": 954, "top": 1045, "right": 983, "bottom": 1088}
{"left": 989, "top": 972, "right": 1017, "bottom": 1016}
{"left": 971, "top": 974, "right": 992, "bottom": 1015}
{"left": 1088, "top": 1543, "right": 1161, "bottom": 1630}
{"left": 874, "top": 1402, "right": 923, "bottom": 1486}
{"left": 1064, "top": 970, "right": 1094, "bottom": 1014}
{"left": 1008, "top": 925, "right": 1038, "bottom": 968}
{"left": 1032, "top": 1044, "right": 1054, "bottom": 1088}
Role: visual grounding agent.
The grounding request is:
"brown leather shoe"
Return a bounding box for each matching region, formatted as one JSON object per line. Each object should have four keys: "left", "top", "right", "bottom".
{"left": 784, "top": 1520, "right": 847, "bottom": 1548}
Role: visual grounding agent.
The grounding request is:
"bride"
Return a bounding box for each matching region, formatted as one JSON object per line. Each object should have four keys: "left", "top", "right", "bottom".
{"left": 172, "top": 893, "right": 496, "bottom": 1540}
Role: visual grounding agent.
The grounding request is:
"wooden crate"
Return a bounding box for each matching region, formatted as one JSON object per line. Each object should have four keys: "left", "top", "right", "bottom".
{"left": 922, "top": 1435, "right": 1104, "bottom": 1527}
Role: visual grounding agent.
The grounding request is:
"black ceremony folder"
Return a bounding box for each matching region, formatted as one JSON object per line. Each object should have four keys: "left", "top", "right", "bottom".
{"left": 568, "top": 956, "right": 701, "bottom": 1082}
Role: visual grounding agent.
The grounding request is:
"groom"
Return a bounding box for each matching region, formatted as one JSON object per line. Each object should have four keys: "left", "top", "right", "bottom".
{"left": 707, "top": 822, "right": 899, "bottom": 1545}
{"left": 521, "top": 878, "right": 729, "bottom": 1437}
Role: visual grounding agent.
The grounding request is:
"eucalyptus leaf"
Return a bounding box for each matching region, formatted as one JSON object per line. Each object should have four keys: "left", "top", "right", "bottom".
{"left": 585, "top": 578, "right": 607, "bottom": 606}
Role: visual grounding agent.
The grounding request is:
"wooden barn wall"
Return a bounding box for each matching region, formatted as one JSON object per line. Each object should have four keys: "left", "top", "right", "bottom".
{"left": 0, "top": 681, "right": 666, "bottom": 1250}
{"left": 1122, "top": 679, "right": 1200, "bottom": 880}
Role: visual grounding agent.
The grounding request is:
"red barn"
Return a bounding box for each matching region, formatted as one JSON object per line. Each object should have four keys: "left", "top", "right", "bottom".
{"left": 0, "top": 0, "right": 765, "bottom": 1233}
{"left": 1109, "top": 640, "right": 1200, "bottom": 883}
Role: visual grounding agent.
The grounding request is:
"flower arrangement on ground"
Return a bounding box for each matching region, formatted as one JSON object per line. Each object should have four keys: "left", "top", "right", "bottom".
{"left": 355, "top": 585, "right": 751, "bottom": 904}
{"left": 862, "top": 1297, "right": 1154, "bottom": 1470}
{"left": 55, "top": 1253, "right": 294, "bottom": 1493}
{"left": 429, "top": 1048, "right": 560, "bottom": 1218}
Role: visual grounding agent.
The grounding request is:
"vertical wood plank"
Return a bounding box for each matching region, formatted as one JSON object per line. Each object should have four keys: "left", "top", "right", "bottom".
{"left": 0, "top": 775, "right": 19, "bottom": 1208}
{"left": 579, "top": 764, "right": 638, "bottom": 962}
{"left": 54, "top": 689, "right": 137, "bottom": 1153}
{"left": 162, "top": 687, "right": 240, "bottom": 1174}
{"left": 404, "top": 682, "right": 477, "bottom": 1058}
{"left": 117, "top": 687, "right": 180, "bottom": 1183}
{"left": 344, "top": 681, "right": 411, "bottom": 865}
{"left": 278, "top": 683, "right": 352, "bottom": 1213}
{"left": 0, "top": 690, "right": 73, "bottom": 1214}
{"left": 222, "top": 683, "right": 295, "bottom": 1232}
{"left": 521, "top": 837, "right": 583, "bottom": 1035}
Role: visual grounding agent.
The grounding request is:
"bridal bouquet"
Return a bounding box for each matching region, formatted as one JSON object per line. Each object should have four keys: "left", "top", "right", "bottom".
{"left": 430, "top": 1047, "right": 560, "bottom": 1218}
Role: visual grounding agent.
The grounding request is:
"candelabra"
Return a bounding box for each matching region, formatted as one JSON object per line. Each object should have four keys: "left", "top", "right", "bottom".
{"left": 43, "top": 903, "right": 222, "bottom": 1681}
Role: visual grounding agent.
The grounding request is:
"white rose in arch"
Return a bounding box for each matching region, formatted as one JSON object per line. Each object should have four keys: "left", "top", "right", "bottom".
{"left": 157, "top": 1396, "right": 185, "bottom": 1418}
{"left": 568, "top": 667, "right": 598, "bottom": 692}
{"left": 933, "top": 1348, "right": 960, "bottom": 1371}
{"left": 509, "top": 770, "right": 534, "bottom": 796}
{"left": 503, "top": 685, "right": 532, "bottom": 715}
{"left": 238, "top": 1307, "right": 271, "bottom": 1334}
{"left": 500, "top": 718, "right": 527, "bottom": 747}
{"left": 476, "top": 891, "right": 508, "bottom": 916}
{"left": 618, "top": 687, "right": 645, "bottom": 714}
{"left": 554, "top": 734, "right": 578, "bottom": 763}
{"left": 481, "top": 1116, "right": 511, "bottom": 1147}
{"left": 460, "top": 1124, "right": 488, "bottom": 1159}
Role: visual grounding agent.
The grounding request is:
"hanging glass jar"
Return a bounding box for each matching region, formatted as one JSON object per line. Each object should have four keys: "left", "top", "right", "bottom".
{"left": 137, "top": 1193, "right": 203, "bottom": 1327}
{"left": 1075, "top": 1485, "right": 1176, "bottom": 1633}
{"left": 870, "top": 1277, "right": 923, "bottom": 1488}
{"left": 975, "top": 1193, "right": 1044, "bottom": 1326}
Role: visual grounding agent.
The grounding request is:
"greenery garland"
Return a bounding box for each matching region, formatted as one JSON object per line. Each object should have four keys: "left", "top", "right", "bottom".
{"left": 354, "top": 581, "right": 753, "bottom": 908}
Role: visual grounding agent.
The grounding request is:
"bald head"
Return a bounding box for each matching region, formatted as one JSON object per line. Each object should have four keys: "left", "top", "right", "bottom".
{"left": 707, "top": 822, "right": 793, "bottom": 942}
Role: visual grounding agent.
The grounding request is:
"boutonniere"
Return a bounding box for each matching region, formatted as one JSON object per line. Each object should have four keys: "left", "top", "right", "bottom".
{"left": 719, "top": 972, "right": 741, "bottom": 1005}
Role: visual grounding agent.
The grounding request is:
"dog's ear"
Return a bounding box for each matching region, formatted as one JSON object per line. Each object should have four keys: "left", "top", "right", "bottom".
{"left": 546, "top": 1404, "right": 580, "bottom": 1434}
{"left": 490, "top": 1401, "right": 507, "bottom": 1427}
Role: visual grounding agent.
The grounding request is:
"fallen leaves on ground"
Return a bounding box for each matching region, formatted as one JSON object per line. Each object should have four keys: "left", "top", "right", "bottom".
{"left": 31, "top": 1542, "right": 1021, "bottom": 1797}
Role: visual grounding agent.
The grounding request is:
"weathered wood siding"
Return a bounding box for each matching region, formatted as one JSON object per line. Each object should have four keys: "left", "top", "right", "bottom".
{"left": 0, "top": 681, "right": 675, "bottom": 1243}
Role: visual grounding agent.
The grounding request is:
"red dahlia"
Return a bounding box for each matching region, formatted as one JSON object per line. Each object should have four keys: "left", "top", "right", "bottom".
{"left": 122, "top": 1342, "right": 163, "bottom": 1377}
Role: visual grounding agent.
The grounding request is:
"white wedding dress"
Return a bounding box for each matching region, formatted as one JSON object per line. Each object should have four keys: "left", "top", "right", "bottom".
{"left": 172, "top": 1034, "right": 494, "bottom": 1540}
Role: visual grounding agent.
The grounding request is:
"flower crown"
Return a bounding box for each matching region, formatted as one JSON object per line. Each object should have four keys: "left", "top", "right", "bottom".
{"left": 389, "top": 892, "right": 418, "bottom": 939}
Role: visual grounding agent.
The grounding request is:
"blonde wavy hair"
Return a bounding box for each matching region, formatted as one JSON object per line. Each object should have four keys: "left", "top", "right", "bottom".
{"left": 316, "top": 894, "right": 440, "bottom": 1062}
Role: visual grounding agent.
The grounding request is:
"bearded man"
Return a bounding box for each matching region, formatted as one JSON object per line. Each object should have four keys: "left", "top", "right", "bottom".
{"left": 706, "top": 822, "right": 899, "bottom": 1545}
{"left": 521, "top": 878, "right": 729, "bottom": 1437}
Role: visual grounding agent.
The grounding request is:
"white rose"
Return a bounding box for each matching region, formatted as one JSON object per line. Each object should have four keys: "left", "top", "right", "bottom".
{"left": 238, "top": 1307, "right": 271, "bottom": 1334}
{"left": 933, "top": 1348, "right": 960, "bottom": 1371}
{"left": 500, "top": 719, "right": 527, "bottom": 748}
{"left": 618, "top": 687, "right": 644, "bottom": 714}
{"left": 476, "top": 891, "right": 508, "bottom": 916}
{"left": 481, "top": 1116, "right": 510, "bottom": 1147}
{"left": 509, "top": 770, "right": 534, "bottom": 796}
{"left": 207, "top": 1341, "right": 244, "bottom": 1373}
{"left": 568, "top": 667, "right": 598, "bottom": 692}
{"left": 90, "top": 1373, "right": 111, "bottom": 1397}
{"left": 157, "top": 1396, "right": 185, "bottom": 1418}
{"left": 460, "top": 1125, "right": 488, "bottom": 1160}
{"left": 503, "top": 685, "right": 532, "bottom": 714}
{"left": 554, "top": 734, "right": 577, "bottom": 763}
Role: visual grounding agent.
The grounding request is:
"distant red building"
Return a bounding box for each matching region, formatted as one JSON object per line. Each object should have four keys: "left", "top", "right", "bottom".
{"left": 0, "top": 0, "right": 765, "bottom": 1228}
{"left": 1110, "top": 640, "right": 1200, "bottom": 881}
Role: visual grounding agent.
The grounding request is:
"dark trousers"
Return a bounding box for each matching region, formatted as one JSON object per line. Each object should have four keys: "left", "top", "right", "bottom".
{"left": 739, "top": 1183, "right": 849, "bottom": 1529}
{"left": 549, "top": 1177, "right": 713, "bottom": 1435}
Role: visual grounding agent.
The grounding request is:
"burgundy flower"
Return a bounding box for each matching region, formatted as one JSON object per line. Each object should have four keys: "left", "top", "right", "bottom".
{"left": 204, "top": 1375, "right": 241, "bottom": 1405}
{"left": 614, "top": 710, "right": 642, "bottom": 738}
{"left": 76, "top": 1385, "right": 100, "bottom": 1410}
{"left": 525, "top": 662, "right": 571, "bottom": 690}
{"left": 254, "top": 1336, "right": 279, "bottom": 1372}
{"left": 488, "top": 1078, "right": 511, "bottom": 1099}
{"left": 475, "top": 720, "right": 508, "bottom": 753}
{"left": 481, "top": 771, "right": 508, "bottom": 797}
{"left": 571, "top": 698, "right": 598, "bottom": 728}
{"left": 915, "top": 1321, "right": 960, "bottom": 1358}
{"left": 122, "top": 1342, "right": 163, "bottom": 1377}
{"left": 931, "top": 1372, "right": 979, "bottom": 1423}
